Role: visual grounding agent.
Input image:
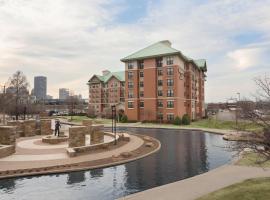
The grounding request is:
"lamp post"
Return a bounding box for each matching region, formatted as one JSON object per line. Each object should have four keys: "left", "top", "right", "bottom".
{"left": 111, "top": 105, "right": 117, "bottom": 145}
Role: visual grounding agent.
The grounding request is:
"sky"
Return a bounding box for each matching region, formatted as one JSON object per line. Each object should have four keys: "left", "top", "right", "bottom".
{"left": 0, "top": 0, "right": 270, "bottom": 102}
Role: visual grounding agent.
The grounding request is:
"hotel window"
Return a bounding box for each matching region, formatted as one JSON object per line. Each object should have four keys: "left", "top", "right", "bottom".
{"left": 128, "top": 91, "right": 134, "bottom": 98}
{"left": 167, "top": 67, "right": 174, "bottom": 76}
{"left": 140, "top": 91, "right": 144, "bottom": 97}
{"left": 167, "top": 100, "right": 174, "bottom": 108}
{"left": 166, "top": 56, "right": 174, "bottom": 65}
{"left": 167, "top": 89, "right": 174, "bottom": 97}
{"left": 128, "top": 61, "right": 133, "bottom": 69}
{"left": 158, "top": 80, "right": 163, "bottom": 86}
{"left": 158, "top": 69, "right": 163, "bottom": 76}
{"left": 158, "top": 90, "right": 163, "bottom": 97}
{"left": 167, "top": 114, "right": 174, "bottom": 121}
{"left": 128, "top": 101, "right": 134, "bottom": 108}
{"left": 140, "top": 101, "right": 144, "bottom": 108}
{"left": 139, "top": 71, "right": 144, "bottom": 77}
{"left": 128, "top": 82, "right": 134, "bottom": 89}
{"left": 157, "top": 113, "right": 163, "bottom": 120}
{"left": 128, "top": 71, "right": 133, "bottom": 79}
{"left": 167, "top": 79, "right": 174, "bottom": 86}
{"left": 138, "top": 60, "right": 144, "bottom": 69}
{"left": 139, "top": 81, "right": 144, "bottom": 87}
{"left": 156, "top": 57, "right": 163, "bottom": 68}
{"left": 158, "top": 100, "right": 163, "bottom": 107}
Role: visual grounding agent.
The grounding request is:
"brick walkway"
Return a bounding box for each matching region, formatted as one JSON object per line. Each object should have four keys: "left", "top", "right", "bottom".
{"left": 0, "top": 134, "right": 144, "bottom": 171}
{"left": 120, "top": 165, "right": 270, "bottom": 200}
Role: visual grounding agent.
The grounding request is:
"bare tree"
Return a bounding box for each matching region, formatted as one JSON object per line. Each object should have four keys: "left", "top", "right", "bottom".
{"left": 7, "top": 71, "right": 30, "bottom": 120}
{"left": 235, "top": 74, "right": 270, "bottom": 163}
{"left": 66, "top": 96, "right": 79, "bottom": 120}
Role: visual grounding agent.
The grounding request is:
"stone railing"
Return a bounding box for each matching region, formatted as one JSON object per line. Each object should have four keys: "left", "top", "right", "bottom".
{"left": 67, "top": 132, "right": 120, "bottom": 157}
{"left": 0, "top": 126, "right": 16, "bottom": 158}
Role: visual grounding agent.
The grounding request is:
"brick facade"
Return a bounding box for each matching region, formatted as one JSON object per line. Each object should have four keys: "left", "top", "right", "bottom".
{"left": 88, "top": 70, "right": 125, "bottom": 117}
{"left": 121, "top": 41, "right": 207, "bottom": 122}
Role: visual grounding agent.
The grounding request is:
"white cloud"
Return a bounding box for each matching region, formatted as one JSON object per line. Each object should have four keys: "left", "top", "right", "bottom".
{"left": 227, "top": 47, "right": 266, "bottom": 70}
{"left": 0, "top": 0, "right": 270, "bottom": 101}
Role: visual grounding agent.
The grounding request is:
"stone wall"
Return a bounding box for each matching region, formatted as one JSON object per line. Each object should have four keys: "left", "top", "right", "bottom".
{"left": 0, "top": 145, "right": 15, "bottom": 158}
{"left": 68, "top": 126, "right": 86, "bottom": 148}
{"left": 40, "top": 119, "right": 52, "bottom": 135}
{"left": 82, "top": 119, "right": 93, "bottom": 127}
{"left": 7, "top": 121, "right": 24, "bottom": 138}
{"left": 23, "top": 120, "right": 36, "bottom": 137}
{"left": 90, "top": 125, "right": 104, "bottom": 144}
{"left": 0, "top": 126, "right": 16, "bottom": 145}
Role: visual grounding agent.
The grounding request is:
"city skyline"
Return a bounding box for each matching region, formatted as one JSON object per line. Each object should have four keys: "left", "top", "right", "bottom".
{"left": 0, "top": 0, "right": 269, "bottom": 101}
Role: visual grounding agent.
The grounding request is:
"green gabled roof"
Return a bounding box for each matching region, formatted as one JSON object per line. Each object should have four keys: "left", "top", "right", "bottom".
{"left": 194, "top": 59, "right": 207, "bottom": 71}
{"left": 121, "top": 40, "right": 180, "bottom": 61}
{"left": 88, "top": 71, "right": 125, "bottom": 84}
{"left": 120, "top": 40, "right": 207, "bottom": 72}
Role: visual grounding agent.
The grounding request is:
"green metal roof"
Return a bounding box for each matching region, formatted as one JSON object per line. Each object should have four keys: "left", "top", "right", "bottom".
{"left": 88, "top": 71, "right": 125, "bottom": 83}
{"left": 120, "top": 40, "right": 207, "bottom": 72}
{"left": 121, "top": 40, "right": 179, "bottom": 61}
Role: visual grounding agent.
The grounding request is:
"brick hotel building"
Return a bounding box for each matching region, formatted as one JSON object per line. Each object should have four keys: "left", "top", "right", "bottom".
{"left": 121, "top": 40, "right": 207, "bottom": 122}
{"left": 88, "top": 70, "right": 125, "bottom": 116}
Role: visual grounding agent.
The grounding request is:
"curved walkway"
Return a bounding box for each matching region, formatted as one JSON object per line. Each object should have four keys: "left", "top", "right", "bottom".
{"left": 120, "top": 165, "right": 270, "bottom": 200}
{"left": 0, "top": 134, "right": 144, "bottom": 171}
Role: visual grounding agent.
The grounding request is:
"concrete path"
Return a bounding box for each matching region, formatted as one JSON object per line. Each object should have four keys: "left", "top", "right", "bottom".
{"left": 0, "top": 134, "right": 144, "bottom": 170}
{"left": 120, "top": 165, "right": 270, "bottom": 200}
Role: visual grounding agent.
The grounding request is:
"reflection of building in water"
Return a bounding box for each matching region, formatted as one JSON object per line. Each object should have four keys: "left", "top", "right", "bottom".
{"left": 90, "top": 168, "right": 104, "bottom": 179}
{"left": 67, "top": 171, "right": 86, "bottom": 184}
{"left": 124, "top": 129, "right": 208, "bottom": 190}
{"left": 0, "top": 179, "right": 16, "bottom": 192}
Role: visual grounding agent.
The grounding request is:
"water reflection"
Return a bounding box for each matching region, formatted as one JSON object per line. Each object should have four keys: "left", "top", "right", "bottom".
{"left": 90, "top": 168, "right": 104, "bottom": 179}
{"left": 0, "top": 128, "right": 233, "bottom": 200}
{"left": 67, "top": 171, "right": 85, "bottom": 185}
{"left": 0, "top": 178, "right": 16, "bottom": 193}
{"left": 124, "top": 129, "right": 210, "bottom": 191}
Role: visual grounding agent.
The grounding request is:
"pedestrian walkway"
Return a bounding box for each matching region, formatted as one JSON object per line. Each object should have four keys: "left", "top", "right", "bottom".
{"left": 0, "top": 134, "right": 144, "bottom": 171}
{"left": 121, "top": 165, "right": 270, "bottom": 200}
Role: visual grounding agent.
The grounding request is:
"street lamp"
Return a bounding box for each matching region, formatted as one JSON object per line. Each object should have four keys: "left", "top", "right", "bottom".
{"left": 111, "top": 105, "right": 117, "bottom": 145}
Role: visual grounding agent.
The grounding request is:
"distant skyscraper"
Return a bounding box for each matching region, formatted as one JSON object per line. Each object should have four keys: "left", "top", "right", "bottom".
{"left": 59, "top": 88, "right": 70, "bottom": 99}
{"left": 34, "top": 76, "right": 47, "bottom": 100}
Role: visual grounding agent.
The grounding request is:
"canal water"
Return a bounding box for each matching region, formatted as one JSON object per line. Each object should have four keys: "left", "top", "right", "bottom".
{"left": 0, "top": 128, "right": 234, "bottom": 200}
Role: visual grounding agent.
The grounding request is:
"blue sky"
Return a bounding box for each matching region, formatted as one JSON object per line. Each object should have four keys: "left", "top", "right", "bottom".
{"left": 0, "top": 0, "right": 269, "bottom": 102}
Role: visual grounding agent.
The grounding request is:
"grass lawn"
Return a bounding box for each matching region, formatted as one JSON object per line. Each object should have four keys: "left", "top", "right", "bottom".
{"left": 189, "top": 119, "right": 262, "bottom": 131}
{"left": 60, "top": 116, "right": 112, "bottom": 124}
{"left": 236, "top": 152, "right": 270, "bottom": 168}
{"left": 197, "top": 178, "right": 270, "bottom": 200}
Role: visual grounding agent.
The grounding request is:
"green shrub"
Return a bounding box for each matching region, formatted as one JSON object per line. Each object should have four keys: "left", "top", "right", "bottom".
{"left": 121, "top": 115, "right": 128, "bottom": 123}
{"left": 182, "top": 114, "right": 191, "bottom": 125}
{"left": 173, "top": 116, "right": 182, "bottom": 125}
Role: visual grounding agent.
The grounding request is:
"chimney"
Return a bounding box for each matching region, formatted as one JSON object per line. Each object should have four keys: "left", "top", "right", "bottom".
{"left": 160, "top": 40, "right": 172, "bottom": 47}
{"left": 102, "top": 70, "right": 111, "bottom": 76}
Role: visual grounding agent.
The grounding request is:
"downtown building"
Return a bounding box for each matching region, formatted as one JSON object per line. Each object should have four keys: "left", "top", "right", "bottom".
{"left": 59, "top": 88, "right": 70, "bottom": 100}
{"left": 88, "top": 70, "right": 125, "bottom": 116}
{"left": 121, "top": 40, "right": 207, "bottom": 122}
{"left": 34, "top": 76, "right": 47, "bottom": 100}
